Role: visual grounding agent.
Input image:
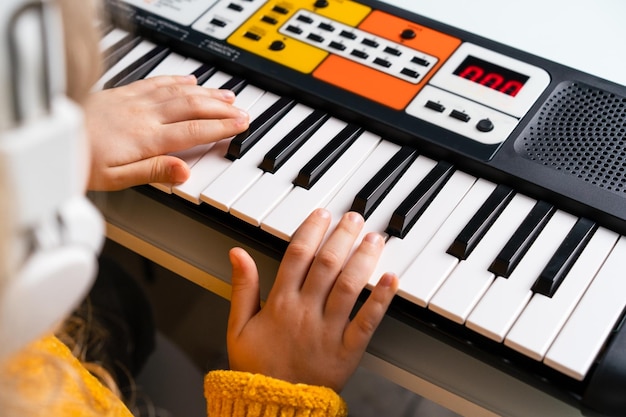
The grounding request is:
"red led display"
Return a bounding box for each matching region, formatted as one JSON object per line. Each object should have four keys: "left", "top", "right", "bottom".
{"left": 453, "top": 55, "right": 529, "bottom": 97}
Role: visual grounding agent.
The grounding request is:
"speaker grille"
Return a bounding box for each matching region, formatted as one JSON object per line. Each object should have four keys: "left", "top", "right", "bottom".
{"left": 518, "top": 81, "right": 626, "bottom": 195}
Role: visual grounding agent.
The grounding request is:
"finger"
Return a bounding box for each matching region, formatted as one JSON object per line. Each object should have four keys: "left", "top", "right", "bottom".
{"left": 154, "top": 93, "right": 247, "bottom": 125}
{"left": 324, "top": 231, "right": 384, "bottom": 319}
{"left": 269, "top": 208, "right": 331, "bottom": 296}
{"left": 90, "top": 155, "right": 189, "bottom": 191}
{"left": 300, "top": 211, "right": 363, "bottom": 299}
{"left": 144, "top": 83, "right": 238, "bottom": 108}
{"left": 122, "top": 74, "right": 199, "bottom": 95}
{"left": 343, "top": 272, "right": 398, "bottom": 352}
{"left": 228, "top": 247, "right": 262, "bottom": 338}
{"left": 156, "top": 115, "right": 249, "bottom": 152}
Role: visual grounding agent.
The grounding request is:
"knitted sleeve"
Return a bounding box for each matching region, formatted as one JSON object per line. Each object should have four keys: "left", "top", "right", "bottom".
{"left": 204, "top": 370, "right": 348, "bottom": 417}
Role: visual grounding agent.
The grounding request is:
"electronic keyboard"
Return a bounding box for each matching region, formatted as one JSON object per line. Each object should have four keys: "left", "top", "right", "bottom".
{"left": 99, "top": 0, "right": 626, "bottom": 415}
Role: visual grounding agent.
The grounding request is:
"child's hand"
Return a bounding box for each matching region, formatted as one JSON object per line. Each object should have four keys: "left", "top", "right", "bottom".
{"left": 227, "top": 208, "right": 398, "bottom": 392}
{"left": 85, "top": 75, "right": 249, "bottom": 191}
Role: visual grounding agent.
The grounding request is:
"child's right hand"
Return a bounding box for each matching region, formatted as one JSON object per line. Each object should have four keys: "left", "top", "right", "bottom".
{"left": 226, "top": 208, "right": 398, "bottom": 392}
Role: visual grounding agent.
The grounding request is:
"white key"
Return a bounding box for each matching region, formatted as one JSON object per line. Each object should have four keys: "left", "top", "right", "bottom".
{"left": 100, "top": 28, "right": 130, "bottom": 51}
{"left": 372, "top": 170, "right": 476, "bottom": 287}
{"left": 544, "top": 236, "right": 626, "bottom": 381}
{"left": 465, "top": 210, "right": 577, "bottom": 342}
{"left": 172, "top": 80, "right": 264, "bottom": 168}
{"left": 201, "top": 104, "right": 315, "bottom": 211}
{"left": 200, "top": 70, "right": 233, "bottom": 89}
{"left": 169, "top": 90, "right": 276, "bottom": 202}
{"left": 398, "top": 179, "right": 496, "bottom": 307}
{"left": 323, "top": 140, "right": 401, "bottom": 233}
{"left": 261, "top": 131, "right": 381, "bottom": 241}
{"left": 428, "top": 193, "right": 535, "bottom": 324}
{"left": 505, "top": 226, "right": 619, "bottom": 360}
{"left": 94, "top": 39, "right": 157, "bottom": 90}
{"left": 145, "top": 53, "right": 203, "bottom": 78}
{"left": 230, "top": 117, "right": 345, "bottom": 226}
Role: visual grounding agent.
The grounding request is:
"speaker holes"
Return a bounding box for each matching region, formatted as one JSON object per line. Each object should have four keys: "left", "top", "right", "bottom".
{"left": 519, "top": 81, "right": 626, "bottom": 195}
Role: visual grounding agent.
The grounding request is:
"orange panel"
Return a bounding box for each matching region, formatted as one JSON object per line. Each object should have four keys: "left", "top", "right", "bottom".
{"left": 314, "top": 10, "right": 461, "bottom": 110}
{"left": 314, "top": 55, "right": 417, "bottom": 109}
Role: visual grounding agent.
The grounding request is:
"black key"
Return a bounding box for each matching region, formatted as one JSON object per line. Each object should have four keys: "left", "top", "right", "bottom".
{"left": 259, "top": 110, "right": 329, "bottom": 173}
{"left": 489, "top": 201, "right": 555, "bottom": 277}
{"left": 386, "top": 161, "right": 454, "bottom": 238}
{"left": 105, "top": 45, "right": 170, "bottom": 89}
{"left": 350, "top": 146, "right": 418, "bottom": 220}
{"left": 293, "top": 124, "right": 363, "bottom": 189}
{"left": 192, "top": 64, "right": 216, "bottom": 85}
{"left": 447, "top": 184, "right": 515, "bottom": 260}
{"left": 219, "top": 76, "right": 247, "bottom": 95}
{"left": 531, "top": 217, "right": 597, "bottom": 297}
{"left": 226, "top": 96, "right": 296, "bottom": 160}
{"left": 102, "top": 34, "right": 142, "bottom": 72}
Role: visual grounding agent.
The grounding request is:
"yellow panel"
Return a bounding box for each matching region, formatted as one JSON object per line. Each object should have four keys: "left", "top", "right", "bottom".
{"left": 227, "top": 0, "right": 371, "bottom": 73}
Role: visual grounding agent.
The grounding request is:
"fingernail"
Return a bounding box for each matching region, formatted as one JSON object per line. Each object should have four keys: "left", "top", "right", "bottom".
{"left": 379, "top": 273, "right": 397, "bottom": 288}
{"left": 220, "top": 89, "right": 236, "bottom": 100}
{"left": 170, "top": 164, "right": 189, "bottom": 184}
{"left": 364, "top": 232, "right": 383, "bottom": 245}
{"left": 346, "top": 211, "right": 364, "bottom": 224}
{"left": 237, "top": 109, "right": 249, "bottom": 121}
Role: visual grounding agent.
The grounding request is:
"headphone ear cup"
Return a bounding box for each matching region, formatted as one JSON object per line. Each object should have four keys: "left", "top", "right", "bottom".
{"left": 0, "top": 245, "right": 97, "bottom": 357}
{"left": 0, "top": 194, "right": 103, "bottom": 357}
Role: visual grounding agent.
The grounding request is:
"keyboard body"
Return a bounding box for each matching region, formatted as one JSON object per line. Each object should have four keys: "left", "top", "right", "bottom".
{"left": 98, "top": 0, "right": 626, "bottom": 415}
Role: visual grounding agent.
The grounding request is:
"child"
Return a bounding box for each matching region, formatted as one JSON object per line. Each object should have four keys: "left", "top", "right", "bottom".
{"left": 0, "top": 0, "right": 399, "bottom": 416}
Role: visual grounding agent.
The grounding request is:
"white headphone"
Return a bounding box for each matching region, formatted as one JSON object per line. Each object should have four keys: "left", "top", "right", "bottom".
{"left": 0, "top": 0, "right": 104, "bottom": 360}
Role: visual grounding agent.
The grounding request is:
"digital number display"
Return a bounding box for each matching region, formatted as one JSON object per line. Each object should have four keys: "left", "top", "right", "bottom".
{"left": 453, "top": 55, "right": 529, "bottom": 97}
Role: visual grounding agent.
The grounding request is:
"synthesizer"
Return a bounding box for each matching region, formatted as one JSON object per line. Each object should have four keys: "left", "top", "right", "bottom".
{"left": 99, "top": 0, "right": 626, "bottom": 415}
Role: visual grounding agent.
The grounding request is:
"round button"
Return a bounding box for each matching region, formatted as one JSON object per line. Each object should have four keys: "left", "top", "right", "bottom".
{"left": 400, "top": 29, "right": 416, "bottom": 40}
{"left": 269, "top": 40, "right": 285, "bottom": 51}
{"left": 314, "top": 0, "right": 329, "bottom": 7}
{"left": 476, "top": 118, "right": 494, "bottom": 132}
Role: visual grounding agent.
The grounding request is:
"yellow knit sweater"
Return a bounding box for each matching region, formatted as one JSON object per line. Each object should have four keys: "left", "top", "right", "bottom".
{"left": 2, "top": 335, "right": 347, "bottom": 417}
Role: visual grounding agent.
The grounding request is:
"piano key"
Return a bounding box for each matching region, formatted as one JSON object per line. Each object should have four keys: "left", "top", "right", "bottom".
{"left": 544, "top": 236, "right": 626, "bottom": 380}
{"left": 261, "top": 131, "right": 381, "bottom": 240}
{"left": 106, "top": 45, "right": 170, "bottom": 88}
{"left": 505, "top": 226, "right": 619, "bottom": 361}
{"left": 398, "top": 179, "right": 497, "bottom": 307}
{"left": 446, "top": 184, "right": 515, "bottom": 260}
{"left": 259, "top": 109, "right": 330, "bottom": 173}
{"left": 466, "top": 211, "right": 576, "bottom": 342}
{"left": 323, "top": 140, "right": 402, "bottom": 234}
{"left": 386, "top": 160, "right": 455, "bottom": 239}
{"left": 230, "top": 117, "right": 346, "bottom": 226}
{"left": 218, "top": 76, "right": 248, "bottom": 95}
{"left": 200, "top": 70, "right": 234, "bottom": 89}
{"left": 370, "top": 169, "right": 476, "bottom": 288}
{"left": 293, "top": 124, "right": 364, "bottom": 189}
{"left": 152, "top": 81, "right": 265, "bottom": 194}
{"left": 94, "top": 39, "right": 159, "bottom": 90}
{"left": 226, "top": 96, "right": 297, "bottom": 160}
{"left": 354, "top": 156, "right": 439, "bottom": 261}
{"left": 192, "top": 64, "right": 218, "bottom": 85}
{"left": 100, "top": 27, "right": 132, "bottom": 54}
{"left": 169, "top": 89, "right": 275, "bottom": 201}
{"left": 428, "top": 193, "right": 535, "bottom": 324}
{"left": 531, "top": 217, "right": 597, "bottom": 297}
{"left": 201, "top": 104, "right": 316, "bottom": 211}
{"left": 350, "top": 146, "right": 418, "bottom": 220}
{"left": 101, "top": 32, "right": 141, "bottom": 72}
{"left": 144, "top": 53, "right": 204, "bottom": 79}
{"left": 488, "top": 200, "right": 555, "bottom": 278}
{"left": 465, "top": 210, "right": 577, "bottom": 342}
